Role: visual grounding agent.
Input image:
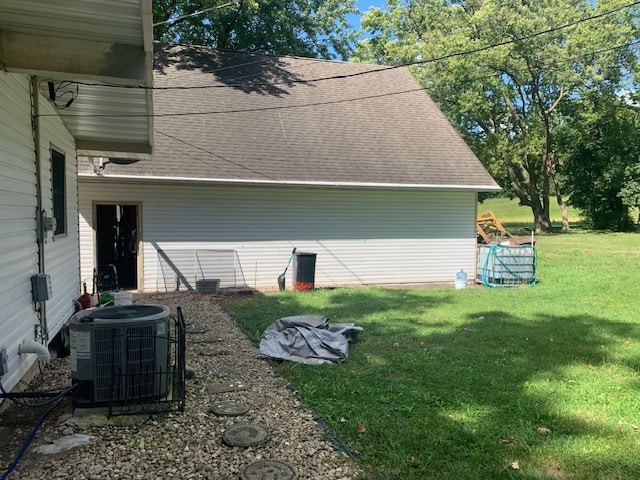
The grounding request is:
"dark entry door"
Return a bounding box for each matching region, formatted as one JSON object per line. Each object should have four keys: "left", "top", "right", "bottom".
{"left": 96, "top": 204, "right": 138, "bottom": 290}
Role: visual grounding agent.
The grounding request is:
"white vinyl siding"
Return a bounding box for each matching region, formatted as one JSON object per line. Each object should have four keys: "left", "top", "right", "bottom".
{"left": 39, "top": 99, "right": 80, "bottom": 337}
{"left": 79, "top": 179, "right": 478, "bottom": 291}
{"left": 0, "top": 72, "right": 79, "bottom": 392}
{"left": 0, "top": 72, "right": 40, "bottom": 389}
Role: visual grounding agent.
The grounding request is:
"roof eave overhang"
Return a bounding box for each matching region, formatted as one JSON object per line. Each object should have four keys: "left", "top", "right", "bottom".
{"left": 0, "top": 0, "right": 154, "bottom": 156}
{"left": 1, "top": 31, "right": 147, "bottom": 82}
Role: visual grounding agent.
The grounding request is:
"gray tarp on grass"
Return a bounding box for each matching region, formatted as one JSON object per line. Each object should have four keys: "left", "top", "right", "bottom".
{"left": 258, "top": 315, "right": 364, "bottom": 365}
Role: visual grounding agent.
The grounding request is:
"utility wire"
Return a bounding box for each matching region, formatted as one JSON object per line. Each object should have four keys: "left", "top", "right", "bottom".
{"left": 402, "top": 0, "right": 640, "bottom": 68}
{"left": 47, "top": 87, "right": 425, "bottom": 118}
{"left": 153, "top": 1, "right": 240, "bottom": 27}
{"left": 104, "top": 43, "right": 640, "bottom": 176}
{"left": 35, "top": 3, "right": 640, "bottom": 121}
{"left": 40, "top": 38, "right": 640, "bottom": 120}
{"left": 56, "top": 0, "right": 640, "bottom": 93}
{"left": 416, "top": 39, "right": 640, "bottom": 88}
{"left": 68, "top": 57, "right": 323, "bottom": 91}
{"left": 153, "top": 129, "right": 276, "bottom": 179}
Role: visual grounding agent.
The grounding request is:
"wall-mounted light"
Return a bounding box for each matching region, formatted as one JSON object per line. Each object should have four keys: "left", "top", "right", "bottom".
{"left": 93, "top": 156, "right": 140, "bottom": 175}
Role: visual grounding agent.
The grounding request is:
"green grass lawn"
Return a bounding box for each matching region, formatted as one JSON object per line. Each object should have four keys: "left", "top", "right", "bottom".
{"left": 224, "top": 199, "right": 640, "bottom": 480}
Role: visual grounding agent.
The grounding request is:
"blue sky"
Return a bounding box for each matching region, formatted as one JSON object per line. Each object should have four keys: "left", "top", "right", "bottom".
{"left": 348, "top": 0, "right": 387, "bottom": 31}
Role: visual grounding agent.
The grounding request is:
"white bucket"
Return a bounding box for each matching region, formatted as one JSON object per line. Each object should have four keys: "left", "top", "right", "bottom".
{"left": 114, "top": 291, "right": 133, "bottom": 306}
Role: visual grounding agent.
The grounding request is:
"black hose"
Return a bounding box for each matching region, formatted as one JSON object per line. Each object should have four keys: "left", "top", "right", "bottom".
{"left": 0, "top": 380, "right": 74, "bottom": 408}
{"left": 0, "top": 382, "right": 78, "bottom": 480}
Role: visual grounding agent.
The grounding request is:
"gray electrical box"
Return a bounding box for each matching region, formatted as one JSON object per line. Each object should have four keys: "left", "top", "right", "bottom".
{"left": 42, "top": 215, "right": 57, "bottom": 232}
{"left": 31, "top": 274, "right": 52, "bottom": 302}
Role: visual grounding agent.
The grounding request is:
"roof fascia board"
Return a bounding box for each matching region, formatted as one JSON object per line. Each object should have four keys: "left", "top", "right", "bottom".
{"left": 78, "top": 173, "right": 502, "bottom": 192}
{"left": 76, "top": 140, "right": 152, "bottom": 155}
{"left": 141, "top": 0, "right": 154, "bottom": 56}
{"left": 1, "top": 30, "right": 146, "bottom": 83}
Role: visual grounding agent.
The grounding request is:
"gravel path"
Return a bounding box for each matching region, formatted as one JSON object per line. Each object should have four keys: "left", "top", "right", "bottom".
{"left": 0, "top": 293, "right": 363, "bottom": 480}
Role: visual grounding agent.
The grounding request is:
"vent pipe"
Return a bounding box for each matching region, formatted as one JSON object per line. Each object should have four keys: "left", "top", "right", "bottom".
{"left": 19, "top": 340, "right": 50, "bottom": 363}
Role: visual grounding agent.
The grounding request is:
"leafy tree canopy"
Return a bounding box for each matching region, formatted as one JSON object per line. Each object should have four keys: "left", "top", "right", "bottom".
{"left": 153, "top": 0, "right": 358, "bottom": 59}
{"left": 354, "top": 0, "right": 639, "bottom": 232}
{"left": 560, "top": 92, "right": 640, "bottom": 230}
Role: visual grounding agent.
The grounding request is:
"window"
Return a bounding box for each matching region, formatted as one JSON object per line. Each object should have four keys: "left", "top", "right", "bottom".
{"left": 51, "top": 149, "right": 66, "bottom": 236}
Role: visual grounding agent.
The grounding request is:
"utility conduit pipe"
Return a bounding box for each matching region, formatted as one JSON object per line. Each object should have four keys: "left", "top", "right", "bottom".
{"left": 19, "top": 340, "right": 50, "bottom": 363}
{"left": 31, "top": 76, "right": 48, "bottom": 343}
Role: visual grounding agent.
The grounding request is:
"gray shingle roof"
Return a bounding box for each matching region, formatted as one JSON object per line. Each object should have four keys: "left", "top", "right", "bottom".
{"left": 94, "top": 43, "right": 498, "bottom": 189}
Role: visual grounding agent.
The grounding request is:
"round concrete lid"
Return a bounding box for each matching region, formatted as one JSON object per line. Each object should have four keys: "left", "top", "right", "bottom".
{"left": 206, "top": 365, "right": 233, "bottom": 377}
{"left": 210, "top": 401, "right": 249, "bottom": 417}
{"left": 241, "top": 460, "right": 298, "bottom": 480}
{"left": 222, "top": 423, "right": 269, "bottom": 447}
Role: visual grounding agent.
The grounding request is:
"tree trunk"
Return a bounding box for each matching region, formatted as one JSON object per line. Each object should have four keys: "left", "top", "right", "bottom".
{"left": 551, "top": 158, "right": 570, "bottom": 231}
{"left": 217, "top": 1, "right": 244, "bottom": 49}
{"left": 531, "top": 195, "right": 552, "bottom": 233}
{"left": 504, "top": 155, "right": 554, "bottom": 233}
{"left": 559, "top": 201, "right": 569, "bottom": 231}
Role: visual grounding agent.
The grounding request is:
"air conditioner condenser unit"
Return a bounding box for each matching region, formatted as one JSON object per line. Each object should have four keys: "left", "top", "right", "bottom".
{"left": 69, "top": 305, "right": 171, "bottom": 408}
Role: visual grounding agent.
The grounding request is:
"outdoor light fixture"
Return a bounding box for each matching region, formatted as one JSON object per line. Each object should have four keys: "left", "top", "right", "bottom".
{"left": 93, "top": 157, "right": 140, "bottom": 175}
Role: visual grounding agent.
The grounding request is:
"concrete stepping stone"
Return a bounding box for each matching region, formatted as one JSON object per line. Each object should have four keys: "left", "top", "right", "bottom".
{"left": 241, "top": 459, "right": 298, "bottom": 480}
{"left": 210, "top": 401, "right": 249, "bottom": 417}
{"left": 206, "top": 365, "right": 233, "bottom": 377}
{"left": 197, "top": 345, "right": 227, "bottom": 356}
{"left": 192, "top": 336, "right": 222, "bottom": 344}
{"left": 223, "top": 423, "right": 270, "bottom": 447}
{"left": 208, "top": 380, "right": 248, "bottom": 394}
{"left": 185, "top": 328, "right": 209, "bottom": 334}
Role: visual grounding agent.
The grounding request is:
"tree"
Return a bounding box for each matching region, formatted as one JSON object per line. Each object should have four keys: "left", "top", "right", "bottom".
{"left": 354, "top": 0, "right": 638, "bottom": 232}
{"left": 153, "top": 0, "right": 358, "bottom": 60}
{"left": 559, "top": 92, "right": 640, "bottom": 230}
{"left": 619, "top": 161, "right": 640, "bottom": 230}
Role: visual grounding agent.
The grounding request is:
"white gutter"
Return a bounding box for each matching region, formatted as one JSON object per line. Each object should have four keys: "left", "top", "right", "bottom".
{"left": 78, "top": 173, "right": 502, "bottom": 192}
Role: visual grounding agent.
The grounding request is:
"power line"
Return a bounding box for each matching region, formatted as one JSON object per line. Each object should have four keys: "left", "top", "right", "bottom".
{"left": 403, "top": 0, "right": 640, "bottom": 68}
{"left": 69, "top": 56, "right": 326, "bottom": 91}
{"left": 39, "top": 38, "right": 640, "bottom": 120}
{"left": 153, "top": 1, "right": 240, "bottom": 27}
{"left": 418, "top": 39, "right": 640, "bottom": 89}
{"left": 61, "top": 0, "right": 640, "bottom": 93}
{"left": 154, "top": 129, "right": 276, "bottom": 179}
{"left": 424, "top": 40, "right": 640, "bottom": 111}
{"left": 47, "top": 87, "right": 425, "bottom": 118}
{"left": 153, "top": 57, "right": 321, "bottom": 89}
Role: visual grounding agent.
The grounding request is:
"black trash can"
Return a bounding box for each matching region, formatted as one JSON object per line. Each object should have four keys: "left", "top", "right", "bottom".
{"left": 293, "top": 252, "right": 316, "bottom": 291}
